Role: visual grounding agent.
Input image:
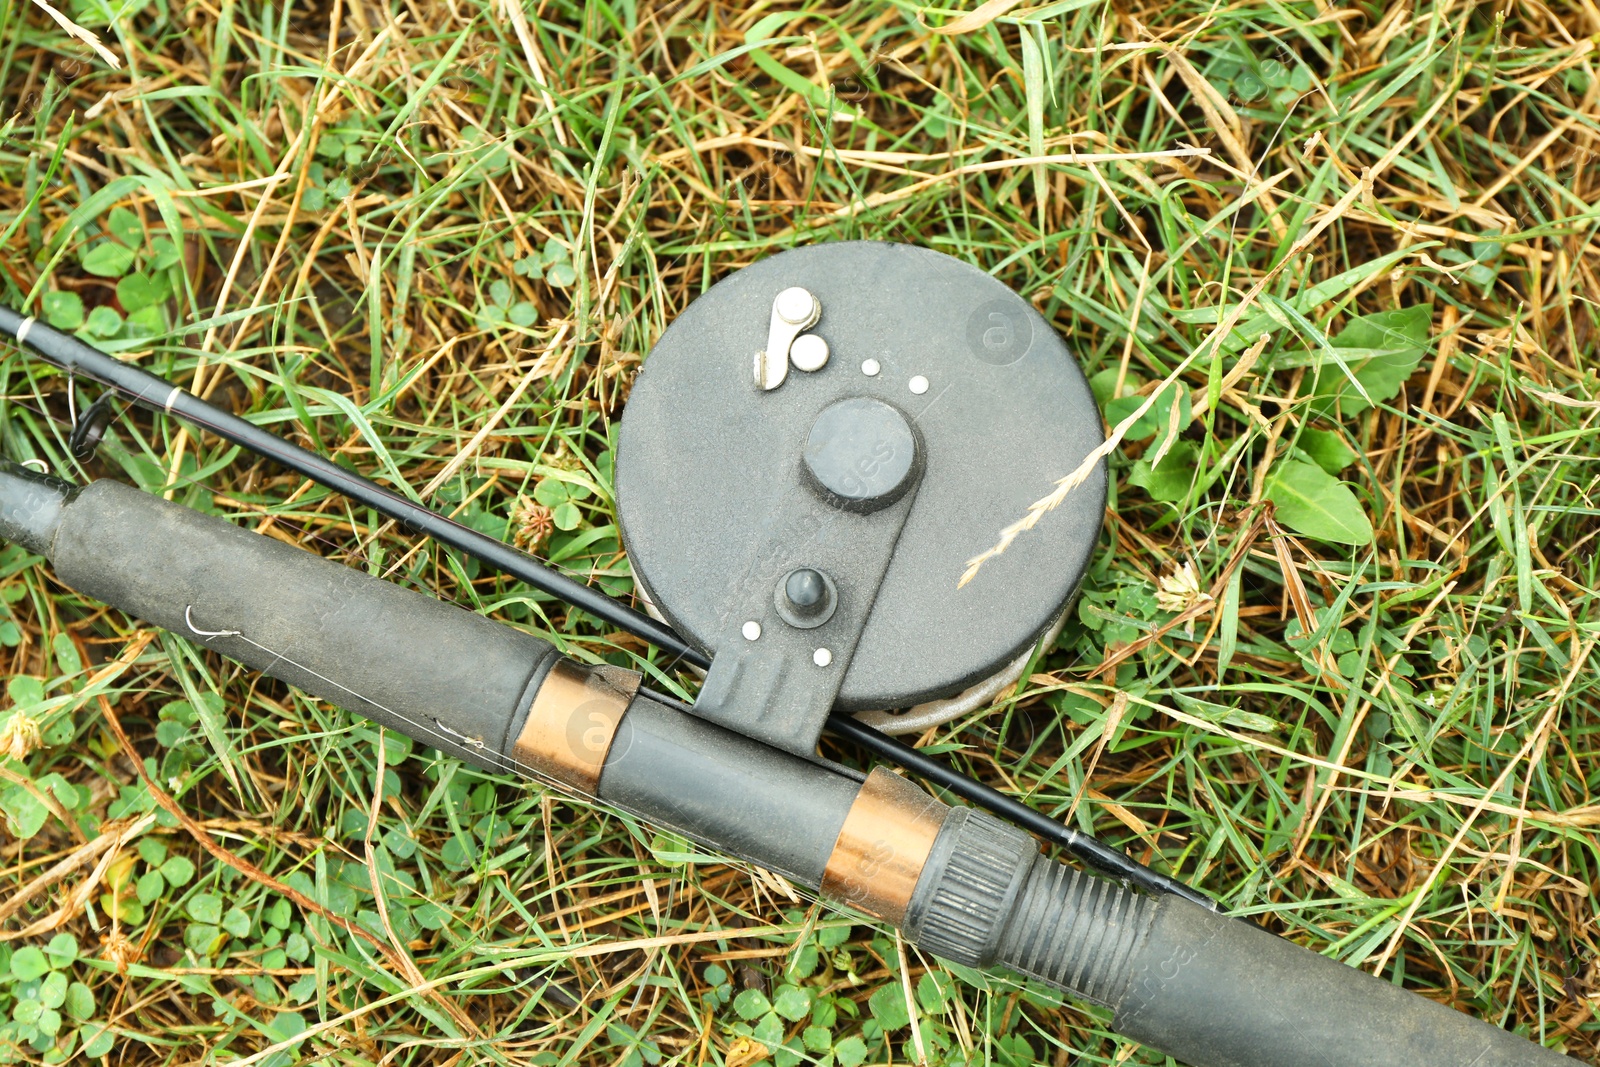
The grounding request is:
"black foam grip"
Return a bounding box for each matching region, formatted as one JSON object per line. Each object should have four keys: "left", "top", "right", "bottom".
{"left": 598, "top": 696, "right": 860, "bottom": 885}
{"left": 1112, "top": 895, "right": 1574, "bottom": 1067}
{"left": 47, "top": 480, "right": 559, "bottom": 772}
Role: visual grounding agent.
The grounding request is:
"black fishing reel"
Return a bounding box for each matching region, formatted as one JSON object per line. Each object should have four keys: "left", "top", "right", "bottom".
{"left": 0, "top": 243, "right": 1576, "bottom": 1067}
{"left": 615, "top": 242, "right": 1106, "bottom": 756}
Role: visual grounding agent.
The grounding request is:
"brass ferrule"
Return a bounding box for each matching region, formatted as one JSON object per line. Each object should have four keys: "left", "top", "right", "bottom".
{"left": 821, "top": 766, "right": 949, "bottom": 926}
{"left": 511, "top": 659, "right": 641, "bottom": 794}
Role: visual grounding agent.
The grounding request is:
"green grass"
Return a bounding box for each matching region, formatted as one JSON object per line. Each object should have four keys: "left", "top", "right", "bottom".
{"left": 1, "top": 0, "right": 1598, "bottom": 1063}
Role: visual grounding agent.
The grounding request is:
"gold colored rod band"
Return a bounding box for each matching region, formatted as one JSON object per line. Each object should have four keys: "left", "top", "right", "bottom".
{"left": 821, "top": 766, "right": 949, "bottom": 926}
{"left": 511, "top": 659, "right": 641, "bottom": 794}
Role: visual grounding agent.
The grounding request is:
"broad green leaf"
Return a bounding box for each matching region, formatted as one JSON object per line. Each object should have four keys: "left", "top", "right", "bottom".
{"left": 115, "top": 271, "right": 168, "bottom": 312}
{"left": 1128, "top": 441, "right": 1198, "bottom": 503}
{"left": 833, "top": 1035, "right": 868, "bottom": 1067}
{"left": 552, "top": 501, "right": 581, "bottom": 531}
{"left": 122, "top": 304, "right": 167, "bottom": 338}
{"left": 772, "top": 985, "right": 811, "bottom": 1022}
{"left": 41, "top": 775, "right": 80, "bottom": 810}
{"left": 80, "top": 242, "right": 135, "bottom": 278}
{"left": 533, "top": 478, "right": 570, "bottom": 507}
{"left": 916, "top": 972, "right": 950, "bottom": 1012}
{"left": 867, "top": 983, "right": 911, "bottom": 1030}
{"left": 136, "top": 869, "right": 165, "bottom": 905}
{"left": 1105, "top": 379, "right": 1190, "bottom": 441}
{"left": 7, "top": 675, "right": 44, "bottom": 707}
{"left": 732, "top": 988, "right": 771, "bottom": 1021}
{"left": 154, "top": 720, "right": 188, "bottom": 747}
{"left": 64, "top": 982, "right": 94, "bottom": 1021}
{"left": 1333, "top": 305, "right": 1431, "bottom": 352}
{"left": 2, "top": 787, "right": 49, "bottom": 839}
{"left": 149, "top": 236, "right": 182, "bottom": 271}
{"left": 188, "top": 893, "right": 222, "bottom": 924}
{"left": 52, "top": 633, "right": 81, "bottom": 676}
{"left": 752, "top": 1012, "right": 784, "bottom": 1048}
{"left": 285, "top": 931, "right": 310, "bottom": 961}
{"left": 136, "top": 838, "right": 165, "bottom": 870}
{"left": 265, "top": 897, "right": 293, "bottom": 929}
{"left": 10, "top": 946, "right": 47, "bottom": 981}
{"left": 45, "top": 933, "right": 76, "bottom": 966}
{"left": 1265, "top": 460, "right": 1374, "bottom": 545}
{"left": 184, "top": 923, "right": 223, "bottom": 954}
{"left": 38, "top": 971, "right": 67, "bottom": 1009}
{"left": 1297, "top": 428, "right": 1359, "bottom": 474}
{"left": 82, "top": 1024, "right": 116, "bottom": 1057}
{"left": 41, "top": 291, "right": 83, "bottom": 329}
{"left": 106, "top": 206, "right": 143, "bottom": 246}
{"left": 1308, "top": 306, "right": 1431, "bottom": 417}
{"left": 84, "top": 305, "right": 123, "bottom": 337}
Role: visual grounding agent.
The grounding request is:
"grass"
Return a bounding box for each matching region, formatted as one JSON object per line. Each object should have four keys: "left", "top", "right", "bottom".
{"left": 0, "top": 0, "right": 1598, "bottom": 1063}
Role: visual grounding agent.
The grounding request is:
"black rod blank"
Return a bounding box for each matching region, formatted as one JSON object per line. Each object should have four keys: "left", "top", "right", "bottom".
{"left": 0, "top": 307, "right": 709, "bottom": 669}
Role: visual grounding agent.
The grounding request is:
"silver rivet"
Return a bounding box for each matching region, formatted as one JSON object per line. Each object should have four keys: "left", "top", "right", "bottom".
{"left": 909, "top": 375, "right": 929, "bottom": 395}
{"left": 790, "top": 333, "right": 830, "bottom": 373}
{"left": 861, "top": 358, "right": 881, "bottom": 377}
{"left": 813, "top": 647, "right": 833, "bottom": 667}
{"left": 742, "top": 621, "right": 762, "bottom": 641}
{"left": 775, "top": 286, "right": 816, "bottom": 325}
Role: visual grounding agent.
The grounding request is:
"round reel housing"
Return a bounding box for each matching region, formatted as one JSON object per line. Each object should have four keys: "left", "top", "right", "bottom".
{"left": 615, "top": 241, "right": 1105, "bottom": 731}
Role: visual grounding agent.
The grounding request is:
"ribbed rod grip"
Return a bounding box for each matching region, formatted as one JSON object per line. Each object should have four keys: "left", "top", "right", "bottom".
{"left": 904, "top": 809, "right": 1573, "bottom": 1067}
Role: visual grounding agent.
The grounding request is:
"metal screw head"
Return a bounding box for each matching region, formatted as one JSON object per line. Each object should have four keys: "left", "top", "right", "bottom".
{"left": 861, "top": 358, "right": 881, "bottom": 377}
{"left": 742, "top": 620, "right": 762, "bottom": 641}
{"left": 813, "top": 647, "right": 834, "bottom": 667}
{"left": 909, "top": 375, "right": 929, "bottom": 395}
{"left": 790, "top": 333, "right": 830, "bottom": 373}
{"left": 775, "top": 286, "right": 817, "bottom": 325}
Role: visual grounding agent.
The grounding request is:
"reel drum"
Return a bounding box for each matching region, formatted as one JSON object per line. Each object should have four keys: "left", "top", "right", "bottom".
{"left": 615, "top": 242, "right": 1104, "bottom": 753}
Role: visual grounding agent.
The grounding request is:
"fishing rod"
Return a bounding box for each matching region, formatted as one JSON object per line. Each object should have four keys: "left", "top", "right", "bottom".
{"left": 0, "top": 296, "right": 1208, "bottom": 908}
{"left": 0, "top": 242, "right": 1574, "bottom": 1067}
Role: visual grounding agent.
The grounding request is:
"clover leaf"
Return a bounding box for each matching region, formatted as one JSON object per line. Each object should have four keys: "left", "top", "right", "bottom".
{"left": 532, "top": 476, "right": 591, "bottom": 531}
